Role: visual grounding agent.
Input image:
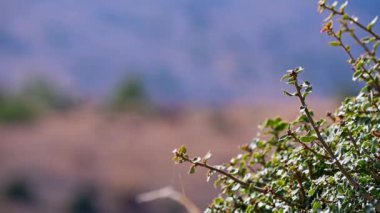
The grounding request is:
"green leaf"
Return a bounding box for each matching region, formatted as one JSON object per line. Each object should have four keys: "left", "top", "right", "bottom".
{"left": 287, "top": 79, "right": 296, "bottom": 85}
{"left": 246, "top": 206, "right": 255, "bottom": 213}
{"left": 367, "top": 16, "right": 378, "bottom": 31}
{"left": 178, "top": 145, "right": 187, "bottom": 154}
{"left": 339, "top": 1, "right": 348, "bottom": 12}
{"left": 283, "top": 90, "right": 295, "bottom": 97}
{"left": 337, "top": 185, "right": 345, "bottom": 194}
{"left": 188, "top": 165, "right": 196, "bottom": 174}
{"left": 214, "top": 197, "right": 224, "bottom": 205}
{"left": 374, "top": 41, "right": 380, "bottom": 52}
{"left": 228, "top": 168, "right": 239, "bottom": 175}
{"left": 280, "top": 73, "right": 291, "bottom": 81}
{"left": 300, "top": 135, "right": 317, "bottom": 143}
{"left": 264, "top": 118, "right": 281, "bottom": 128}
{"left": 329, "top": 41, "right": 341, "bottom": 46}
{"left": 231, "top": 183, "right": 241, "bottom": 191}
{"left": 206, "top": 170, "right": 215, "bottom": 182}
{"left": 362, "top": 37, "right": 376, "bottom": 44}
{"left": 203, "top": 151, "right": 212, "bottom": 162}
{"left": 193, "top": 157, "right": 201, "bottom": 163}
{"left": 277, "top": 179, "right": 286, "bottom": 187}
{"left": 312, "top": 201, "right": 322, "bottom": 211}
{"left": 308, "top": 187, "right": 316, "bottom": 197}
{"left": 294, "top": 66, "right": 304, "bottom": 74}
{"left": 353, "top": 70, "right": 363, "bottom": 81}
{"left": 274, "top": 122, "right": 289, "bottom": 132}
{"left": 336, "top": 30, "right": 343, "bottom": 39}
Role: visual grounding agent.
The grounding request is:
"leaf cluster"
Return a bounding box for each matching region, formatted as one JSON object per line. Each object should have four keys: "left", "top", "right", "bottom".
{"left": 173, "top": 1, "right": 380, "bottom": 212}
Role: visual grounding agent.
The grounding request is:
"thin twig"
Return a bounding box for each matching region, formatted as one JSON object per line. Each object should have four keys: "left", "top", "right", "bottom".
{"left": 289, "top": 131, "right": 329, "bottom": 159}
{"left": 328, "top": 29, "right": 380, "bottom": 92}
{"left": 321, "top": 4, "right": 380, "bottom": 41}
{"left": 290, "top": 71, "right": 375, "bottom": 203}
{"left": 340, "top": 21, "right": 380, "bottom": 75}
{"left": 294, "top": 171, "right": 306, "bottom": 205}
{"left": 178, "top": 154, "right": 301, "bottom": 208}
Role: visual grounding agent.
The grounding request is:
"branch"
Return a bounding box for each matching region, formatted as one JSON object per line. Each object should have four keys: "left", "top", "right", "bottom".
{"left": 341, "top": 22, "right": 375, "bottom": 57}
{"left": 288, "top": 131, "right": 330, "bottom": 159}
{"left": 340, "top": 21, "right": 380, "bottom": 75}
{"left": 182, "top": 155, "right": 249, "bottom": 188}
{"left": 176, "top": 153, "right": 301, "bottom": 208}
{"left": 328, "top": 29, "right": 380, "bottom": 92}
{"left": 294, "top": 171, "right": 306, "bottom": 205}
{"left": 321, "top": 4, "right": 380, "bottom": 41}
{"left": 341, "top": 122, "right": 361, "bottom": 156}
{"left": 289, "top": 70, "right": 376, "bottom": 203}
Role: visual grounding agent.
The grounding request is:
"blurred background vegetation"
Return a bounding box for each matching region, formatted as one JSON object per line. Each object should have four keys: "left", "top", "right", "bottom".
{"left": 0, "top": 77, "right": 78, "bottom": 124}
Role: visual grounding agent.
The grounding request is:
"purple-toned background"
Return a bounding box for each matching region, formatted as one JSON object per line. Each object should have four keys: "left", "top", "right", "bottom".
{"left": 0, "top": 0, "right": 379, "bottom": 105}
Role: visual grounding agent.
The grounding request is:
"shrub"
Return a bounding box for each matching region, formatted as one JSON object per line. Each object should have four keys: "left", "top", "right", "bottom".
{"left": 0, "top": 76, "right": 78, "bottom": 124}
{"left": 21, "top": 77, "right": 78, "bottom": 112}
{"left": 0, "top": 94, "right": 38, "bottom": 123}
{"left": 109, "top": 75, "right": 153, "bottom": 113}
{"left": 173, "top": 1, "right": 380, "bottom": 212}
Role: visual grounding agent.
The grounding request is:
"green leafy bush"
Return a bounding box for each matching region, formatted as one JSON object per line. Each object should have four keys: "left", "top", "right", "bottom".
{"left": 173, "top": 1, "right": 380, "bottom": 212}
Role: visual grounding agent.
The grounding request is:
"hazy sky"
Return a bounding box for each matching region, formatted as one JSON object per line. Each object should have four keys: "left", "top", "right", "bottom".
{"left": 0, "top": 0, "right": 379, "bottom": 105}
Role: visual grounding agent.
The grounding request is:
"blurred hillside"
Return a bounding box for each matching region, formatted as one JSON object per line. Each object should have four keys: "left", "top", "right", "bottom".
{"left": 0, "top": 77, "right": 79, "bottom": 124}
{"left": 0, "top": 100, "right": 337, "bottom": 212}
